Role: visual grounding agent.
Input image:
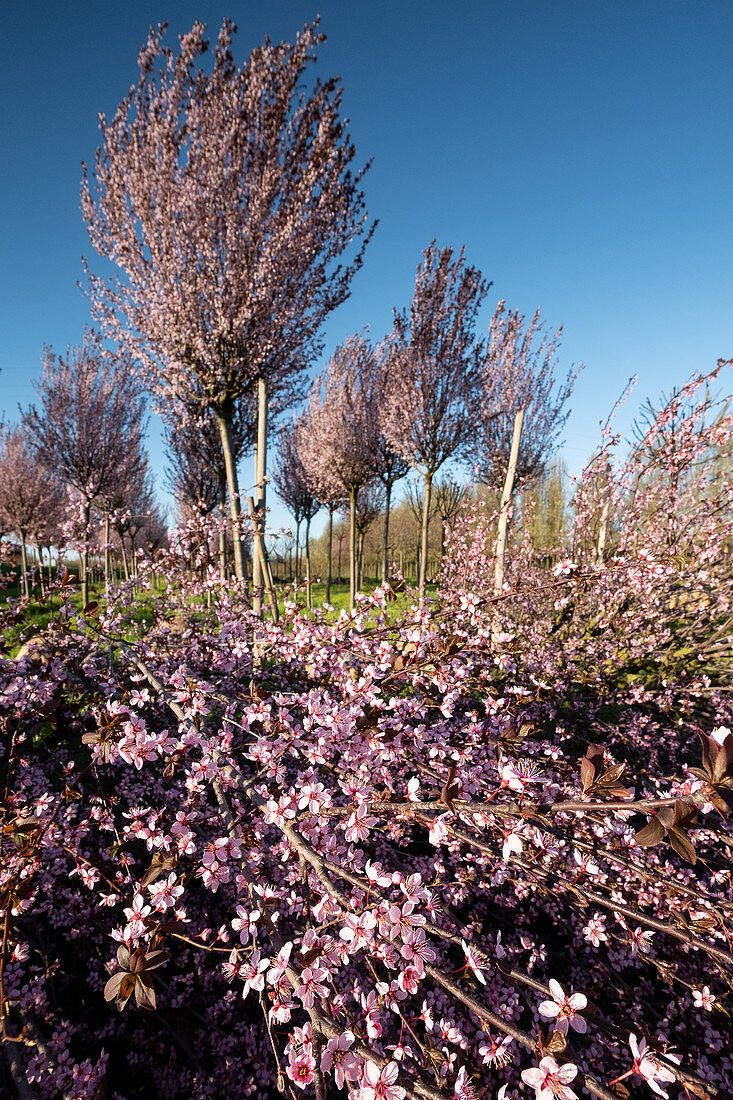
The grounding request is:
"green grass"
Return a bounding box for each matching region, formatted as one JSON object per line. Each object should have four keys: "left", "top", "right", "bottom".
{"left": 270, "top": 578, "right": 437, "bottom": 622}
{"left": 2, "top": 574, "right": 439, "bottom": 658}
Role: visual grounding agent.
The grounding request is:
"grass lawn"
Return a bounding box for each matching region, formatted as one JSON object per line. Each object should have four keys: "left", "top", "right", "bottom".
{"left": 1, "top": 574, "right": 438, "bottom": 657}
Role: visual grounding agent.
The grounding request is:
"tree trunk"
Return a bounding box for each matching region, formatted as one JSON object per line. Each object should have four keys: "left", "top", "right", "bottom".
{"left": 104, "top": 513, "right": 112, "bottom": 595}
{"left": 119, "top": 532, "right": 130, "bottom": 583}
{"left": 494, "top": 409, "right": 525, "bottom": 597}
{"left": 215, "top": 404, "right": 245, "bottom": 582}
{"left": 381, "top": 479, "right": 393, "bottom": 583}
{"left": 596, "top": 497, "right": 610, "bottom": 565}
{"left": 325, "top": 505, "right": 334, "bottom": 605}
{"left": 81, "top": 500, "right": 91, "bottom": 606}
{"left": 418, "top": 471, "right": 433, "bottom": 601}
{"left": 305, "top": 515, "right": 312, "bottom": 610}
{"left": 218, "top": 471, "right": 228, "bottom": 580}
{"left": 252, "top": 377, "right": 268, "bottom": 615}
{"left": 295, "top": 518, "right": 302, "bottom": 583}
{"left": 358, "top": 531, "right": 365, "bottom": 590}
{"left": 19, "top": 531, "right": 29, "bottom": 599}
{"left": 349, "top": 487, "right": 358, "bottom": 612}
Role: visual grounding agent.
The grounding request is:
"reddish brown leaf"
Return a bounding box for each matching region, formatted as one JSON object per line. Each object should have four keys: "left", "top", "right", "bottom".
{"left": 667, "top": 827, "right": 697, "bottom": 865}
{"left": 634, "top": 817, "right": 666, "bottom": 847}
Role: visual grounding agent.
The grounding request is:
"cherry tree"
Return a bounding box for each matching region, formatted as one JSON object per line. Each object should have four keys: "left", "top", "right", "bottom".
{"left": 0, "top": 427, "right": 64, "bottom": 598}
{"left": 23, "top": 332, "right": 147, "bottom": 604}
{"left": 433, "top": 474, "right": 468, "bottom": 557}
{"left": 383, "top": 243, "right": 490, "bottom": 598}
{"left": 295, "top": 406, "right": 346, "bottom": 605}
{"left": 478, "top": 301, "right": 580, "bottom": 483}
{"left": 110, "top": 464, "right": 160, "bottom": 584}
{"left": 166, "top": 404, "right": 251, "bottom": 581}
{"left": 271, "top": 426, "right": 320, "bottom": 601}
{"left": 404, "top": 478, "right": 440, "bottom": 580}
{"left": 372, "top": 340, "right": 411, "bottom": 582}
{"left": 298, "top": 334, "right": 379, "bottom": 611}
{"left": 81, "top": 18, "right": 375, "bottom": 582}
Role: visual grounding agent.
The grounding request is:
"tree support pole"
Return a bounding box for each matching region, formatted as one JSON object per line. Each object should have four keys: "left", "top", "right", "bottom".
{"left": 252, "top": 377, "right": 268, "bottom": 614}
{"left": 248, "top": 497, "right": 279, "bottom": 622}
{"left": 494, "top": 408, "right": 525, "bottom": 598}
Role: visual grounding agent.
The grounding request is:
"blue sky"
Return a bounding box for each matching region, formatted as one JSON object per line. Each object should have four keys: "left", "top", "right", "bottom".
{"left": 1, "top": 1, "right": 732, "bottom": 531}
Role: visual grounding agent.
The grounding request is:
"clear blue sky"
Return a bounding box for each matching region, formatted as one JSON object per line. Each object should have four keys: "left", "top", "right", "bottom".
{"left": 1, "top": 1, "right": 732, "bottom": 531}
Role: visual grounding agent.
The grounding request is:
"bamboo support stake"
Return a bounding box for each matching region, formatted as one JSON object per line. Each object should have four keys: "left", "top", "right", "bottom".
{"left": 493, "top": 408, "right": 525, "bottom": 598}
{"left": 247, "top": 496, "right": 279, "bottom": 623}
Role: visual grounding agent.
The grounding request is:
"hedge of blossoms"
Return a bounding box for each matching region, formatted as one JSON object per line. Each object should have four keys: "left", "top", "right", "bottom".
{"left": 1, "top": 372, "right": 732, "bottom": 1100}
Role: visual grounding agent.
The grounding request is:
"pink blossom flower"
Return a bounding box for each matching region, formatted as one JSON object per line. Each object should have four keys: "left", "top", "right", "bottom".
{"left": 582, "top": 914, "right": 607, "bottom": 947}
{"left": 267, "top": 941, "right": 293, "bottom": 985}
{"left": 240, "top": 950, "right": 269, "bottom": 1000}
{"left": 396, "top": 962, "right": 424, "bottom": 995}
{"left": 345, "top": 801, "right": 377, "bottom": 842}
{"left": 231, "top": 905, "right": 260, "bottom": 945}
{"left": 521, "top": 1056, "right": 578, "bottom": 1100}
{"left": 461, "top": 940, "right": 487, "bottom": 985}
{"left": 295, "top": 965, "right": 329, "bottom": 1008}
{"left": 428, "top": 813, "right": 450, "bottom": 845}
{"left": 365, "top": 860, "right": 391, "bottom": 887}
{"left": 320, "top": 1031, "right": 359, "bottom": 1089}
{"left": 454, "top": 1065, "right": 479, "bottom": 1100}
{"left": 478, "top": 1031, "right": 513, "bottom": 1066}
{"left": 625, "top": 1033, "right": 681, "bottom": 1098}
{"left": 629, "top": 926, "right": 655, "bottom": 956}
{"left": 288, "top": 1051, "right": 315, "bottom": 1090}
{"left": 341, "top": 909, "right": 377, "bottom": 951}
{"left": 147, "top": 873, "right": 184, "bottom": 912}
{"left": 692, "top": 986, "right": 715, "bottom": 1011}
{"left": 358, "top": 1059, "right": 406, "bottom": 1100}
{"left": 401, "top": 927, "right": 435, "bottom": 964}
{"left": 537, "top": 979, "right": 587, "bottom": 1034}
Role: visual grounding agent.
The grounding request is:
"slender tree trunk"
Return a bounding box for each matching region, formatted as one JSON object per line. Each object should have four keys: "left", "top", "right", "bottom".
{"left": 381, "top": 479, "right": 393, "bottom": 583}
{"left": 325, "top": 505, "right": 334, "bottom": 605}
{"left": 19, "top": 532, "right": 29, "bottom": 599}
{"left": 247, "top": 496, "right": 279, "bottom": 622}
{"left": 305, "top": 515, "right": 312, "bottom": 610}
{"left": 418, "top": 472, "right": 433, "bottom": 600}
{"left": 349, "top": 487, "right": 358, "bottom": 612}
{"left": 104, "top": 514, "right": 112, "bottom": 595}
{"left": 81, "top": 500, "right": 91, "bottom": 606}
{"left": 358, "top": 531, "right": 365, "bottom": 590}
{"left": 494, "top": 409, "right": 525, "bottom": 597}
{"left": 596, "top": 498, "right": 610, "bottom": 565}
{"left": 119, "top": 532, "right": 130, "bottom": 583}
{"left": 218, "top": 471, "right": 228, "bottom": 581}
{"left": 215, "top": 404, "right": 245, "bottom": 582}
{"left": 295, "top": 518, "right": 302, "bottom": 583}
{"left": 251, "top": 377, "right": 268, "bottom": 615}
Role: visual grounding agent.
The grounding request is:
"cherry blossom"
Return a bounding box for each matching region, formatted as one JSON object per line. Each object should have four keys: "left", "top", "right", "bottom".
{"left": 620, "top": 1033, "right": 681, "bottom": 1099}
{"left": 692, "top": 986, "right": 715, "bottom": 1011}
{"left": 521, "top": 1057, "right": 578, "bottom": 1100}
{"left": 320, "top": 1031, "right": 360, "bottom": 1089}
{"left": 358, "top": 1059, "right": 406, "bottom": 1100}
{"left": 537, "top": 979, "right": 588, "bottom": 1034}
